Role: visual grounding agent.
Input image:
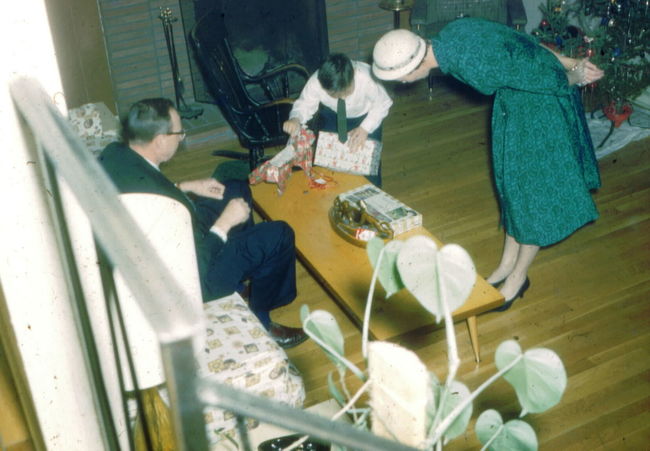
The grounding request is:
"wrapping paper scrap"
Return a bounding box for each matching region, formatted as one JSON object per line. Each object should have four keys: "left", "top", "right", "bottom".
{"left": 249, "top": 127, "right": 315, "bottom": 194}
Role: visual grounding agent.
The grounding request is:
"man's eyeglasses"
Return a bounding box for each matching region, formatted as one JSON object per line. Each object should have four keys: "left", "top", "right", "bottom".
{"left": 166, "top": 129, "right": 186, "bottom": 138}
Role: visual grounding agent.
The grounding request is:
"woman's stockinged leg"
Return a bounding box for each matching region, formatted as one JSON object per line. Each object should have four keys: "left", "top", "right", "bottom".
{"left": 500, "top": 241, "right": 539, "bottom": 301}
{"left": 487, "top": 234, "right": 520, "bottom": 284}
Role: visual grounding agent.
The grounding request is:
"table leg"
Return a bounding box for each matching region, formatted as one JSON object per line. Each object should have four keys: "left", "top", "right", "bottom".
{"left": 393, "top": 10, "right": 400, "bottom": 28}
{"left": 466, "top": 316, "right": 480, "bottom": 363}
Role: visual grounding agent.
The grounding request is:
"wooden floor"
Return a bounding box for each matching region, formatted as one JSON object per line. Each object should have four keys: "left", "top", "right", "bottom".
{"left": 162, "top": 77, "right": 650, "bottom": 450}
{"left": 1, "top": 77, "right": 648, "bottom": 449}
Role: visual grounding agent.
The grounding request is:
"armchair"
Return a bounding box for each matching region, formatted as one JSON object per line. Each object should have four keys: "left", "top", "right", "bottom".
{"left": 114, "top": 193, "right": 305, "bottom": 448}
{"left": 189, "top": 8, "right": 311, "bottom": 170}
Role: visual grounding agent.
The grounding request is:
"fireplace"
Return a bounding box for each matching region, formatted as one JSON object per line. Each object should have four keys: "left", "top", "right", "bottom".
{"left": 95, "top": 0, "right": 392, "bottom": 147}
{"left": 180, "top": 0, "right": 329, "bottom": 105}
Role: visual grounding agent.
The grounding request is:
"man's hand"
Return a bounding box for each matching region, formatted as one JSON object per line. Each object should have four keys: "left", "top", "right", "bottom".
{"left": 213, "top": 198, "right": 250, "bottom": 234}
{"left": 348, "top": 127, "right": 369, "bottom": 153}
{"left": 283, "top": 118, "right": 301, "bottom": 136}
{"left": 177, "top": 178, "right": 225, "bottom": 200}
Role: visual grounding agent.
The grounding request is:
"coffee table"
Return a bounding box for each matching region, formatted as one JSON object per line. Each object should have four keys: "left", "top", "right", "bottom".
{"left": 251, "top": 170, "right": 504, "bottom": 362}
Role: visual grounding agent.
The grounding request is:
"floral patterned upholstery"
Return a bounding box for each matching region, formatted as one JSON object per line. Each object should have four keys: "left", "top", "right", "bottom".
{"left": 67, "top": 102, "right": 120, "bottom": 155}
{"left": 117, "top": 193, "right": 304, "bottom": 449}
{"left": 200, "top": 293, "right": 305, "bottom": 448}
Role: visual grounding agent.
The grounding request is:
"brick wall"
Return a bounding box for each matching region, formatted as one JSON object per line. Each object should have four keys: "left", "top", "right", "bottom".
{"left": 97, "top": 0, "right": 394, "bottom": 142}
{"left": 327, "top": 0, "right": 394, "bottom": 62}
{"left": 98, "top": 0, "right": 194, "bottom": 116}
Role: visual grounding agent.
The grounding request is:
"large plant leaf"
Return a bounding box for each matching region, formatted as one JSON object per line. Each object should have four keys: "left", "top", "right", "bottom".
{"left": 437, "top": 381, "right": 473, "bottom": 442}
{"left": 475, "top": 409, "right": 538, "bottom": 451}
{"left": 301, "top": 305, "right": 345, "bottom": 369}
{"left": 396, "top": 236, "right": 476, "bottom": 322}
{"left": 495, "top": 340, "right": 567, "bottom": 415}
{"left": 368, "top": 341, "right": 430, "bottom": 448}
{"left": 366, "top": 237, "right": 404, "bottom": 298}
{"left": 327, "top": 371, "right": 346, "bottom": 406}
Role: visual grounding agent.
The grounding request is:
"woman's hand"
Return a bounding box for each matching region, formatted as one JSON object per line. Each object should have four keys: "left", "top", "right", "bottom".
{"left": 542, "top": 45, "right": 605, "bottom": 87}
{"left": 283, "top": 118, "right": 301, "bottom": 136}
{"left": 177, "top": 178, "right": 225, "bottom": 200}
{"left": 348, "top": 127, "right": 369, "bottom": 152}
{"left": 567, "top": 59, "right": 605, "bottom": 86}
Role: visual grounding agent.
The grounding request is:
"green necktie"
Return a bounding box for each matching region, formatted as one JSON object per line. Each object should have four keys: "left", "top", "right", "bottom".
{"left": 337, "top": 98, "right": 347, "bottom": 143}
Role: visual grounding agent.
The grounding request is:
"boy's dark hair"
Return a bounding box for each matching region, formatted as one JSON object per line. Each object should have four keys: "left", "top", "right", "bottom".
{"left": 317, "top": 53, "right": 354, "bottom": 94}
{"left": 122, "top": 98, "right": 175, "bottom": 144}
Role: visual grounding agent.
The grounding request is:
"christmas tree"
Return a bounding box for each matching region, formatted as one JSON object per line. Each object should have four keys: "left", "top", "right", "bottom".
{"left": 532, "top": 0, "right": 650, "bottom": 119}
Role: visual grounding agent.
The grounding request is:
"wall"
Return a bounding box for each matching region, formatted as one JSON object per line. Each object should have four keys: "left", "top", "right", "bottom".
{"left": 327, "top": 0, "right": 394, "bottom": 62}
{"left": 97, "top": 0, "right": 197, "bottom": 117}
{"left": 93, "top": 0, "right": 394, "bottom": 137}
{"left": 523, "top": 0, "right": 545, "bottom": 32}
{"left": 1, "top": 2, "right": 108, "bottom": 449}
{"left": 44, "top": 0, "right": 115, "bottom": 112}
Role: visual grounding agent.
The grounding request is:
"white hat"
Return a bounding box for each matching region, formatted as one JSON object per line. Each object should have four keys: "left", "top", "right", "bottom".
{"left": 372, "top": 29, "right": 427, "bottom": 80}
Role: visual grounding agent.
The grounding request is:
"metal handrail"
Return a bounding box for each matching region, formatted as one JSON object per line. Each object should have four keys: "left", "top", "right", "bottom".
{"left": 10, "top": 77, "right": 420, "bottom": 451}
{"left": 10, "top": 77, "right": 206, "bottom": 450}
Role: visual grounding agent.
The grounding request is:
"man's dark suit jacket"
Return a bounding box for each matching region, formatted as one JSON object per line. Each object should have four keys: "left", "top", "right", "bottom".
{"left": 99, "top": 142, "right": 222, "bottom": 298}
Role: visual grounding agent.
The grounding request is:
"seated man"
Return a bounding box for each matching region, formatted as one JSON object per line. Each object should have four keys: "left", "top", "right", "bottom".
{"left": 99, "top": 98, "right": 307, "bottom": 348}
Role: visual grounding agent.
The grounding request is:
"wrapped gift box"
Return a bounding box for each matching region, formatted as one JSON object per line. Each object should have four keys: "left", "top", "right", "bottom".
{"left": 249, "top": 127, "right": 315, "bottom": 194}
{"left": 314, "top": 131, "right": 381, "bottom": 176}
{"left": 338, "top": 184, "right": 422, "bottom": 236}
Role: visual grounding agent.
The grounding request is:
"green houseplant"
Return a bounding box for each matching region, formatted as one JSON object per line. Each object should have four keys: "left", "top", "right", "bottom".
{"left": 299, "top": 235, "right": 567, "bottom": 450}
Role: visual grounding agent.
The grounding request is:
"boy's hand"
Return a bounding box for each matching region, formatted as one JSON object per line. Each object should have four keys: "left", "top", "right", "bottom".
{"left": 283, "top": 118, "right": 301, "bottom": 136}
{"left": 348, "top": 127, "right": 369, "bottom": 152}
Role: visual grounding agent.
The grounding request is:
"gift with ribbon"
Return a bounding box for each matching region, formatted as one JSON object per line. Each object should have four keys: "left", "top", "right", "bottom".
{"left": 248, "top": 127, "right": 316, "bottom": 194}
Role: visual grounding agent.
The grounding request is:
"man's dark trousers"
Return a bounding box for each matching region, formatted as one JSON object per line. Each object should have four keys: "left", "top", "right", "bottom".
{"left": 196, "top": 180, "right": 296, "bottom": 328}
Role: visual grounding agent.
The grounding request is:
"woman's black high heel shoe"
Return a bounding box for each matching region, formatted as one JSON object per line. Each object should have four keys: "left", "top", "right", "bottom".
{"left": 489, "top": 279, "right": 505, "bottom": 288}
{"left": 492, "top": 277, "right": 530, "bottom": 312}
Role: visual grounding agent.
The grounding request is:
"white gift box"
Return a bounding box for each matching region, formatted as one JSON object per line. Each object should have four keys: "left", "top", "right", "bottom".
{"left": 338, "top": 184, "right": 422, "bottom": 236}
{"left": 314, "top": 130, "right": 381, "bottom": 176}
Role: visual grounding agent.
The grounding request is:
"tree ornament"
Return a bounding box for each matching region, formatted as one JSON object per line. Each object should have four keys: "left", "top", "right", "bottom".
{"left": 540, "top": 19, "right": 550, "bottom": 28}
{"left": 586, "top": 48, "right": 595, "bottom": 57}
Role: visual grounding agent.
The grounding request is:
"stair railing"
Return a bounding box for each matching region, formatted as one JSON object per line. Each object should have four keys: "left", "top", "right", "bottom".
{"left": 9, "top": 77, "right": 419, "bottom": 451}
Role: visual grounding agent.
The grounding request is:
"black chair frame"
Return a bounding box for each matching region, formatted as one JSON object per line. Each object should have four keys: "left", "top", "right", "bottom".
{"left": 189, "top": 9, "right": 311, "bottom": 170}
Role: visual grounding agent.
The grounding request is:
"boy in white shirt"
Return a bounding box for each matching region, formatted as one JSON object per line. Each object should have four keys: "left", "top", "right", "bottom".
{"left": 283, "top": 53, "right": 393, "bottom": 186}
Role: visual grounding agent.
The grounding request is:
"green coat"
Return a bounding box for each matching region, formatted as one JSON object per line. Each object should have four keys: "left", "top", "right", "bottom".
{"left": 432, "top": 18, "right": 600, "bottom": 247}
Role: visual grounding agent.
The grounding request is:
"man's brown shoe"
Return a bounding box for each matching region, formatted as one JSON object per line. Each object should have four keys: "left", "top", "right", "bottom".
{"left": 268, "top": 322, "right": 309, "bottom": 349}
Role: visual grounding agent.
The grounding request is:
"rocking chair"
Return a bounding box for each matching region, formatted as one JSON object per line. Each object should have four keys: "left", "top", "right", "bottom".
{"left": 189, "top": 9, "right": 311, "bottom": 170}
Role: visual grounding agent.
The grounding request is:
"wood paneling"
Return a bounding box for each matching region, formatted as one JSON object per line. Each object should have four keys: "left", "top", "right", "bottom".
{"left": 44, "top": 0, "right": 115, "bottom": 112}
